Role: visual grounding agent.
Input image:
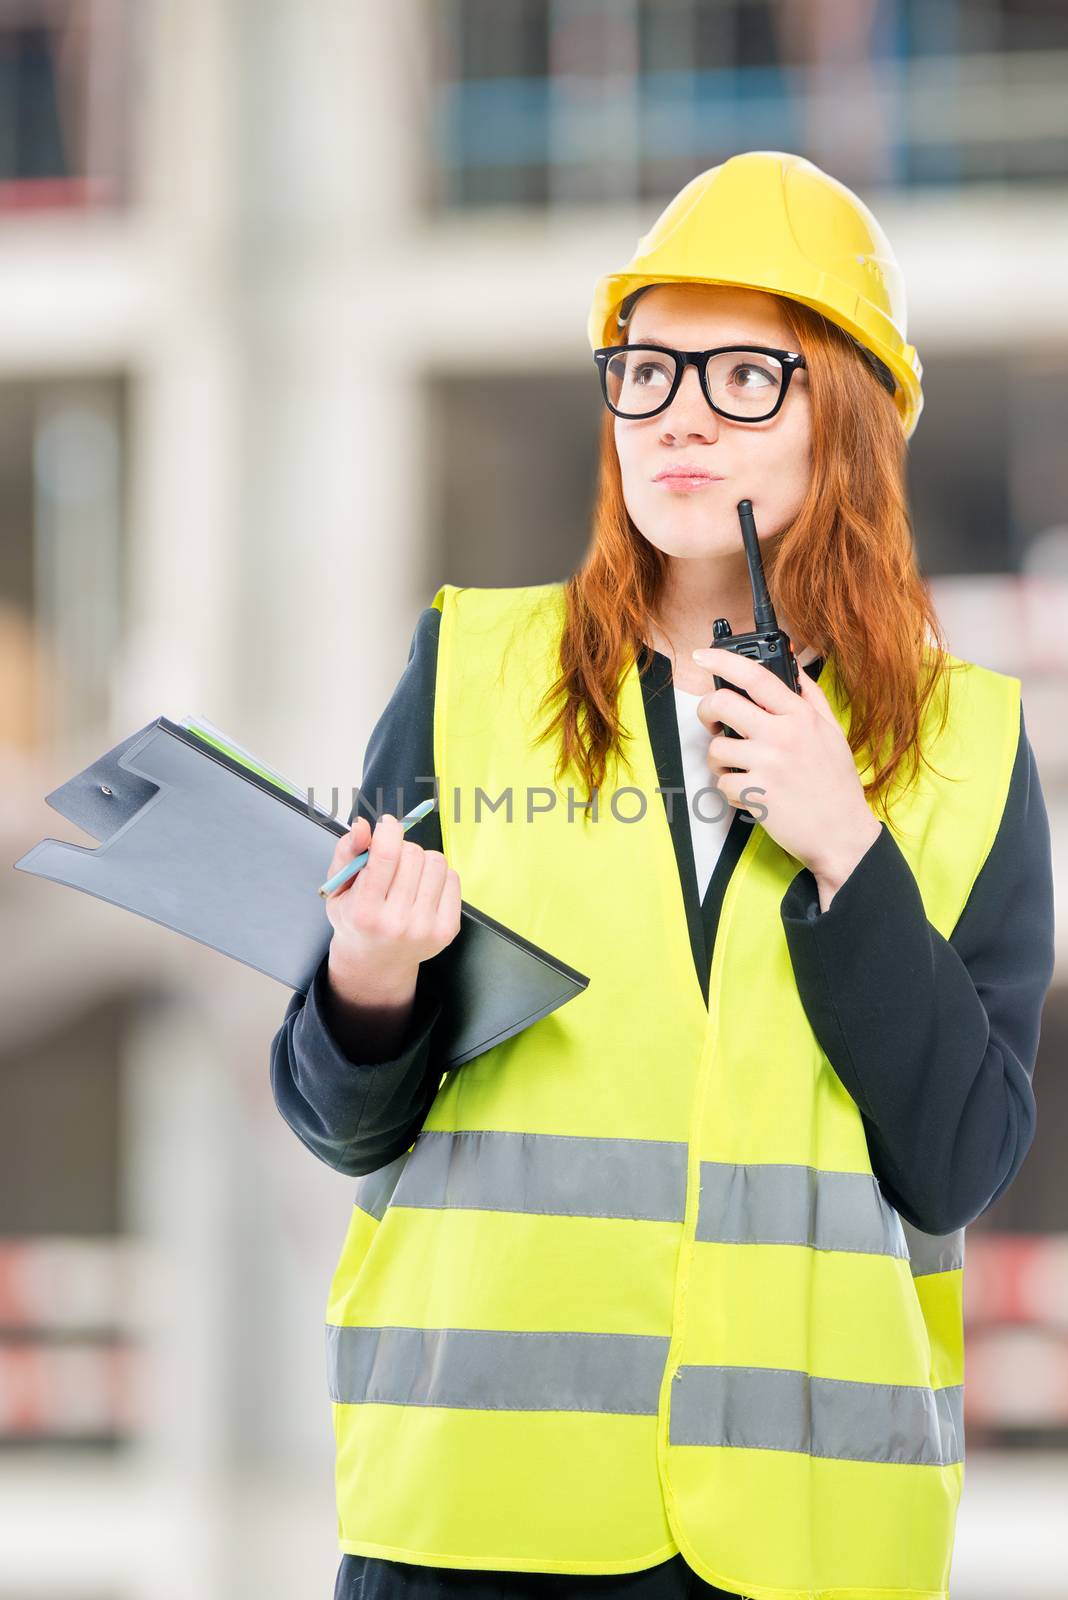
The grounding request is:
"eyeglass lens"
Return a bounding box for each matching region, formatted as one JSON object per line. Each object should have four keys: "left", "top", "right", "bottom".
{"left": 604, "top": 348, "right": 788, "bottom": 420}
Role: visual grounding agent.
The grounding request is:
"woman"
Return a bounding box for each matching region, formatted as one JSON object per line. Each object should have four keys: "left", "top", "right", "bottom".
{"left": 271, "top": 152, "right": 1055, "bottom": 1600}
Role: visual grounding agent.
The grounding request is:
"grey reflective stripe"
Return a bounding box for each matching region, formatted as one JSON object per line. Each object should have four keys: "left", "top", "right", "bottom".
{"left": 670, "top": 1365, "right": 964, "bottom": 1467}
{"left": 326, "top": 1324, "right": 669, "bottom": 1414}
{"left": 899, "top": 1215, "right": 965, "bottom": 1276}
{"left": 326, "top": 1324, "right": 963, "bottom": 1464}
{"left": 390, "top": 1128, "right": 689, "bottom": 1223}
{"left": 353, "top": 1132, "right": 958, "bottom": 1275}
{"left": 696, "top": 1161, "right": 909, "bottom": 1259}
{"left": 353, "top": 1149, "right": 411, "bottom": 1221}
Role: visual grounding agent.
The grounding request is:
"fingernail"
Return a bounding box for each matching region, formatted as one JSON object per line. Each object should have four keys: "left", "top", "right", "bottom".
{"left": 692, "top": 648, "right": 715, "bottom": 662}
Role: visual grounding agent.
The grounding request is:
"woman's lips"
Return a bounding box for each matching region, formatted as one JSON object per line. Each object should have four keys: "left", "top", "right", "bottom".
{"left": 653, "top": 474, "right": 725, "bottom": 492}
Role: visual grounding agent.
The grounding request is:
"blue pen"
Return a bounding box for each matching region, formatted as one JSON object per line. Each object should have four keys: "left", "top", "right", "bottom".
{"left": 317, "top": 796, "right": 438, "bottom": 898}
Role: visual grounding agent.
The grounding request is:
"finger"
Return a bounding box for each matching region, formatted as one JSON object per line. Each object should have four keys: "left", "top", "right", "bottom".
{"left": 417, "top": 851, "right": 452, "bottom": 911}
{"left": 707, "top": 733, "right": 758, "bottom": 770}
{"left": 691, "top": 647, "right": 798, "bottom": 715}
{"left": 706, "top": 737, "right": 744, "bottom": 781}
{"left": 381, "top": 838, "right": 425, "bottom": 914}
{"left": 696, "top": 709, "right": 725, "bottom": 746}
{"left": 795, "top": 662, "right": 839, "bottom": 724}
{"left": 697, "top": 687, "right": 767, "bottom": 740}
{"left": 327, "top": 815, "right": 372, "bottom": 882}
{"left": 405, "top": 849, "right": 448, "bottom": 928}
{"left": 355, "top": 812, "right": 404, "bottom": 900}
{"left": 715, "top": 769, "right": 767, "bottom": 812}
{"left": 416, "top": 859, "right": 460, "bottom": 953}
{"left": 435, "top": 866, "right": 463, "bottom": 942}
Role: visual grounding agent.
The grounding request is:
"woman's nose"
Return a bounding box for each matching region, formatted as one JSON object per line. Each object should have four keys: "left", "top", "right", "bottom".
{"left": 662, "top": 362, "right": 719, "bottom": 439}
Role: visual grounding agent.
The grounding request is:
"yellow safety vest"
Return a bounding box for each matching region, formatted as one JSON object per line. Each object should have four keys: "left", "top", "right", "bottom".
{"left": 325, "top": 581, "right": 1021, "bottom": 1599}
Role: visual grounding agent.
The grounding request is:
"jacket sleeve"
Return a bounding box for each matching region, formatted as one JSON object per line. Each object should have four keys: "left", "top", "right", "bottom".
{"left": 269, "top": 605, "right": 448, "bottom": 1177}
{"left": 779, "top": 702, "right": 1056, "bottom": 1235}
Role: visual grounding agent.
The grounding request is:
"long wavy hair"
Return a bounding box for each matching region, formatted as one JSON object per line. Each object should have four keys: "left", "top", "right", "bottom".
{"left": 533, "top": 294, "right": 956, "bottom": 825}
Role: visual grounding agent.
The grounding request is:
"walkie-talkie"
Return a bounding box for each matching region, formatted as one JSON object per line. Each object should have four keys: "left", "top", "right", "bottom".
{"left": 711, "top": 498, "right": 801, "bottom": 784}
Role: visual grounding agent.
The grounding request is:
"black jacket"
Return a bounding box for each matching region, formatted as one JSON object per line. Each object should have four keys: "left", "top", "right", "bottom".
{"left": 270, "top": 606, "right": 1055, "bottom": 1600}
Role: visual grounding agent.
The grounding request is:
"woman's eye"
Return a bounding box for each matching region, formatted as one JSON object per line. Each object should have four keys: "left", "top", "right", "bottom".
{"left": 732, "top": 364, "right": 775, "bottom": 389}
{"left": 634, "top": 363, "right": 670, "bottom": 386}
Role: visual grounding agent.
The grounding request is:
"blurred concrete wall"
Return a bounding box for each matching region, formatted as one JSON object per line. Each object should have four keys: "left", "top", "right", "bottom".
{"left": 0, "top": 2, "right": 1065, "bottom": 1596}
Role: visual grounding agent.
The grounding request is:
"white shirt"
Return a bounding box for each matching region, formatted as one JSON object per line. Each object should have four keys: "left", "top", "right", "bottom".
{"left": 672, "top": 684, "right": 734, "bottom": 903}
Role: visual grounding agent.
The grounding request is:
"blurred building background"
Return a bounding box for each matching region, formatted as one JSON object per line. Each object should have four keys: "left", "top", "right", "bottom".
{"left": 1, "top": 1, "right": 1066, "bottom": 1596}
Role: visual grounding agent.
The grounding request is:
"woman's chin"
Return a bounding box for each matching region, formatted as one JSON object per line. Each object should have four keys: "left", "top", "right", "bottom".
{"left": 639, "top": 523, "right": 746, "bottom": 560}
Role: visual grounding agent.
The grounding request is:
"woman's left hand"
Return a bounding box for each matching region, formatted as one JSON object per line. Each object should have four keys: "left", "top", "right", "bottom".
{"left": 692, "top": 646, "right": 882, "bottom": 899}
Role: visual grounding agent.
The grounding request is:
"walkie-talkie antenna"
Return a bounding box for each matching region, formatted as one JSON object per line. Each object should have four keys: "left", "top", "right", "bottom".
{"left": 737, "top": 499, "right": 777, "bottom": 634}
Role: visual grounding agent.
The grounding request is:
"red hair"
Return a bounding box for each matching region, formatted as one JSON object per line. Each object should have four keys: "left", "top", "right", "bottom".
{"left": 534, "top": 295, "right": 957, "bottom": 824}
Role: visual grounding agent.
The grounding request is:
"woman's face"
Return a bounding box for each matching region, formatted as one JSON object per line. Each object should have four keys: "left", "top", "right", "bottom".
{"left": 613, "top": 284, "right": 813, "bottom": 560}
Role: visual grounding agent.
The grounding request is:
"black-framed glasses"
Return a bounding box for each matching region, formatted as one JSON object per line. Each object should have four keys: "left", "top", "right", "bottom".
{"left": 593, "top": 343, "right": 807, "bottom": 423}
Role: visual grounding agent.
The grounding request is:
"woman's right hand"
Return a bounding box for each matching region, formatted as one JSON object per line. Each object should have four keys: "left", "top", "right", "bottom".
{"left": 324, "top": 813, "right": 462, "bottom": 1009}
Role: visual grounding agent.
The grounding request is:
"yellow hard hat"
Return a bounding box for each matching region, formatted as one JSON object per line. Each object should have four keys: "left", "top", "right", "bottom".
{"left": 587, "top": 150, "right": 923, "bottom": 439}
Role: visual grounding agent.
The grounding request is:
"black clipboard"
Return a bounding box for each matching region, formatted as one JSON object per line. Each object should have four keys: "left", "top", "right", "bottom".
{"left": 12, "top": 716, "right": 590, "bottom": 1069}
